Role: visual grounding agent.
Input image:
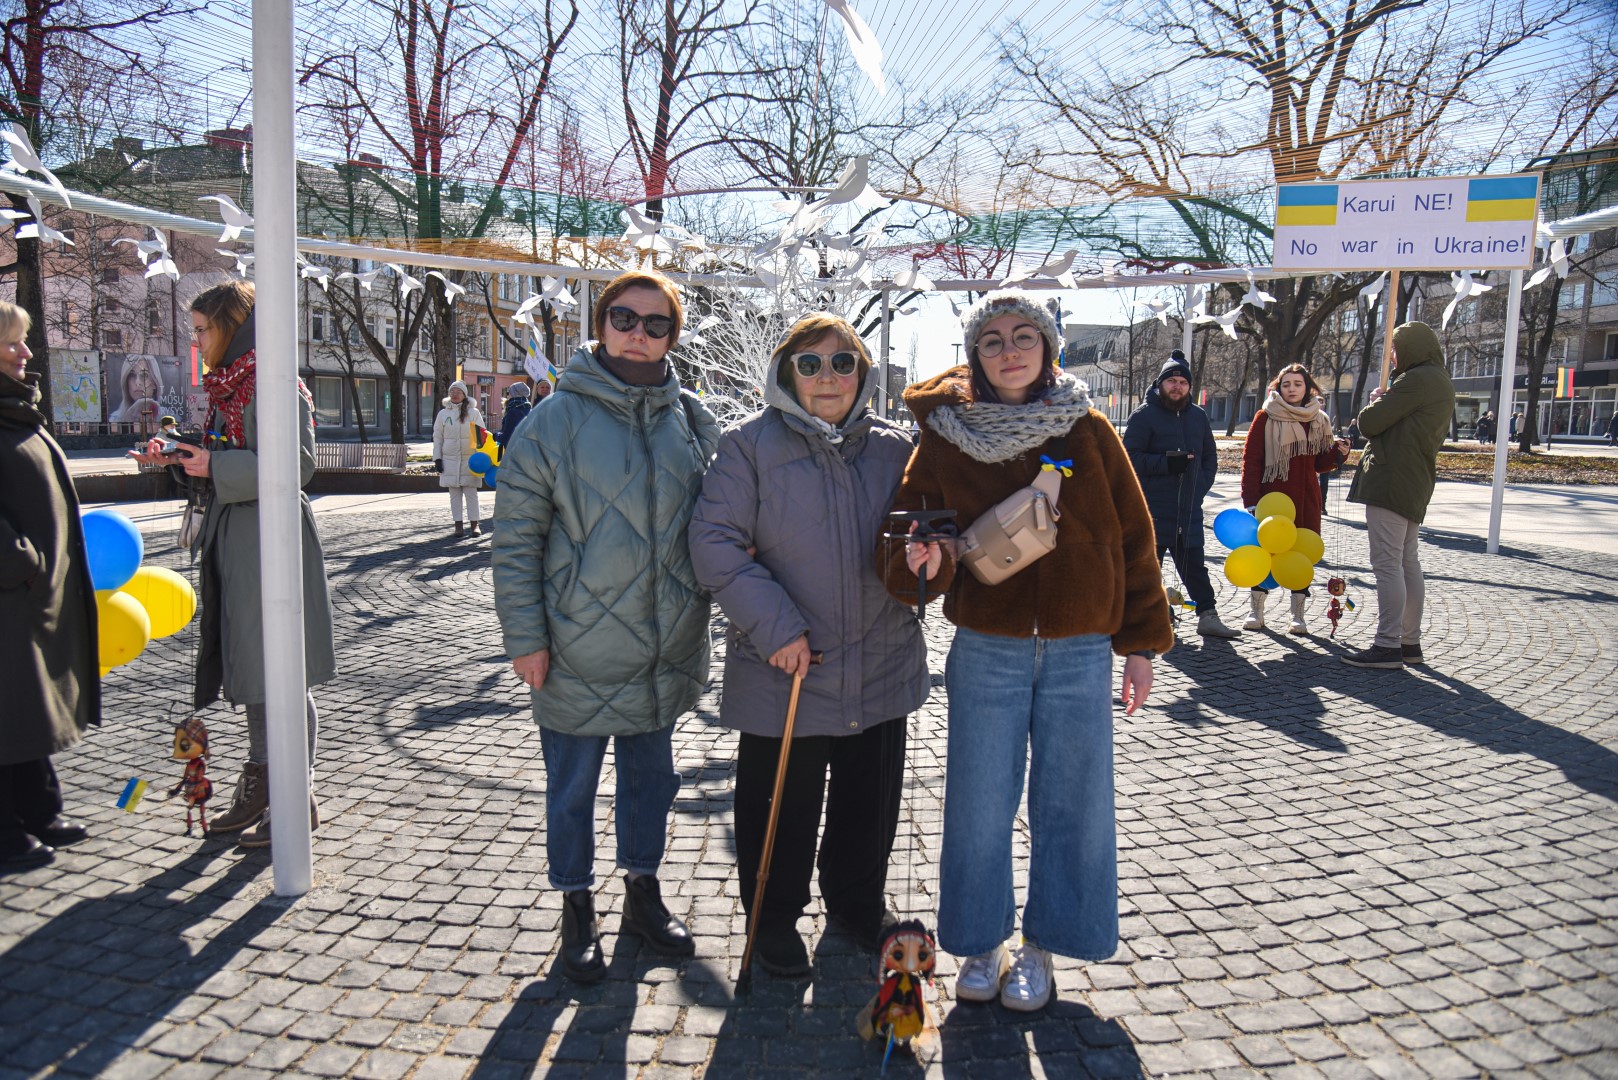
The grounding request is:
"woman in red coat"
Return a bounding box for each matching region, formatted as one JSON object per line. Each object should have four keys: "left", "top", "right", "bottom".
{"left": 1240, "top": 364, "right": 1350, "bottom": 635}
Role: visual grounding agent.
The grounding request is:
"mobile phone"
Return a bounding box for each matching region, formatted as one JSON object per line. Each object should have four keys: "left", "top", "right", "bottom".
{"left": 1166, "top": 450, "right": 1192, "bottom": 458}
{"left": 157, "top": 439, "right": 184, "bottom": 456}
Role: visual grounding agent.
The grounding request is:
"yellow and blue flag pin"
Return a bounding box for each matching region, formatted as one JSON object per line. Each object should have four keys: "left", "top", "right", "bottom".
{"left": 1040, "top": 455, "right": 1073, "bottom": 477}
{"left": 117, "top": 778, "right": 149, "bottom": 812}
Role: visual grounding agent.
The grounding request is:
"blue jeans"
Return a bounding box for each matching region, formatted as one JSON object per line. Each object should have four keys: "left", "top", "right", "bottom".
{"left": 938, "top": 628, "right": 1119, "bottom": 961}
{"left": 537, "top": 725, "right": 681, "bottom": 891}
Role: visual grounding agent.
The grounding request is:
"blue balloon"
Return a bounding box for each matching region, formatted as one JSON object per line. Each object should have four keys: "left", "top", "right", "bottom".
{"left": 1213, "top": 507, "right": 1260, "bottom": 550}
{"left": 1258, "top": 573, "right": 1278, "bottom": 591}
{"left": 484, "top": 465, "right": 499, "bottom": 488}
{"left": 81, "top": 509, "right": 143, "bottom": 592}
{"left": 468, "top": 451, "right": 492, "bottom": 474}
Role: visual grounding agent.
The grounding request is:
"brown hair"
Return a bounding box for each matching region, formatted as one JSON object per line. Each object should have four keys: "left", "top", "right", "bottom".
{"left": 592, "top": 269, "right": 684, "bottom": 345}
{"left": 771, "top": 312, "right": 872, "bottom": 395}
{"left": 190, "top": 280, "right": 255, "bottom": 370}
{"left": 1268, "top": 363, "right": 1322, "bottom": 401}
{"left": 0, "top": 300, "right": 32, "bottom": 344}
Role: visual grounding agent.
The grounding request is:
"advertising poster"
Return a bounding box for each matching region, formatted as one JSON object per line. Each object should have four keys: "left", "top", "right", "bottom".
{"left": 49, "top": 349, "right": 104, "bottom": 424}
{"left": 103, "top": 353, "right": 184, "bottom": 429}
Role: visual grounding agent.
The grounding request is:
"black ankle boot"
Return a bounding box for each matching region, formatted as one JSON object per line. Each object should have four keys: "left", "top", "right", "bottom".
{"left": 559, "top": 889, "right": 606, "bottom": 982}
{"left": 752, "top": 915, "right": 810, "bottom": 977}
{"left": 623, "top": 874, "right": 695, "bottom": 957}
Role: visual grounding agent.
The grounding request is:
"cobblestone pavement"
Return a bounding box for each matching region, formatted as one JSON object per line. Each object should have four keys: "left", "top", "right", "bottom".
{"left": 2, "top": 503, "right": 1616, "bottom": 1080}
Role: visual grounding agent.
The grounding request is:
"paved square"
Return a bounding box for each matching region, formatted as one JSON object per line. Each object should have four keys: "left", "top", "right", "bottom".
{"left": 2, "top": 502, "right": 1615, "bottom": 1078}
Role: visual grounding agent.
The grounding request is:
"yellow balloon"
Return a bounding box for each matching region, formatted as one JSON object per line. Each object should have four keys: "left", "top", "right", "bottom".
{"left": 1255, "top": 491, "right": 1297, "bottom": 522}
{"left": 97, "top": 590, "right": 151, "bottom": 669}
{"left": 119, "top": 566, "right": 197, "bottom": 639}
{"left": 1290, "top": 527, "right": 1325, "bottom": 565}
{"left": 1224, "top": 545, "right": 1272, "bottom": 589}
{"left": 1271, "top": 550, "right": 1315, "bottom": 592}
{"left": 1257, "top": 515, "right": 1298, "bottom": 554}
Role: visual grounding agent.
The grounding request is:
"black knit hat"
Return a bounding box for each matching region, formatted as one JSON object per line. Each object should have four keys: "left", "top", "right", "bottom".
{"left": 1154, "top": 351, "right": 1192, "bottom": 388}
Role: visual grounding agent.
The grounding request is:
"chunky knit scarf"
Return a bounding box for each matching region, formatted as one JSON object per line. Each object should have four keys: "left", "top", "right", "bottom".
{"left": 927, "top": 373, "right": 1095, "bottom": 463}
{"left": 203, "top": 350, "right": 315, "bottom": 448}
{"left": 1260, "top": 390, "right": 1334, "bottom": 483}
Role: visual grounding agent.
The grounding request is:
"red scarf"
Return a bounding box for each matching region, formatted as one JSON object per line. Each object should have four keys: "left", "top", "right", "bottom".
{"left": 203, "top": 349, "right": 314, "bottom": 448}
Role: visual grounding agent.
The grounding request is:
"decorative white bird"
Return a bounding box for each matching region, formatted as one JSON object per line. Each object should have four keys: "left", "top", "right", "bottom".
{"left": 24, "top": 214, "right": 78, "bottom": 247}
{"left": 620, "top": 205, "right": 676, "bottom": 254}
{"left": 217, "top": 248, "right": 254, "bottom": 278}
{"left": 512, "top": 294, "right": 545, "bottom": 331}
{"left": 1237, "top": 270, "right": 1276, "bottom": 310}
{"left": 1002, "top": 249, "right": 1079, "bottom": 290}
{"left": 385, "top": 262, "right": 425, "bottom": 298}
{"left": 679, "top": 314, "right": 722, "bottom": 347}
{"left": 824, "top": 0, "right": 886, "bottom": 96}
{"left": 113, "top": 229, "right": 171, "bottom": 265}
{"left": 1525, "top": 238, "right": 1571, "bottom": 291}
{"left": 336, "top": 267, "right": 384, "bottom": 291}
{"left": 1442, "top": 271, "right": 1493, "bottom": 330}
{"left": 891, "top": 267, "right": 935, "bottom": 292}
{"left": 0, "top": 207, "right": 27, "bottom": 222}
{"left": 424, "top": 270, "right": 465, "bottom": 302}
{"left": 1359, "top": 271, "right": 1387, "bottom": 309}
{"left": 1, "top": 124, "right": 71, "bottom": 209}
{"left": 811, "top": 156, "right": 887, "bottom": 213}
{"left": 300, "top": 263, "right": 333, "bottom": 291}
{"left": 1203, "top": 307, "right": 1243, "bottom": 340}
{"left": 1186, "top": 285, "right": 1209, "bottom": 322}
{"left": 1133, "top": 297, "right": 1173, "bottom": 326}
{"left": 539, "top": 276, "right": 576, "bottom": 309}
{"left": 197, "top": 194, "right": 253, "bottom": 243}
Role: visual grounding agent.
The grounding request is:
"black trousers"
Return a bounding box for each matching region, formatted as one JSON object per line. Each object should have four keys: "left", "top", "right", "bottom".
{"left": 1157, "top": 542, "right": 1218, "bottom": 612}
{"left": 735, "top": 718, "right": 906, "bottom": 927}
{"left": 0, "top": 758, "right": 64, "bottom": 855}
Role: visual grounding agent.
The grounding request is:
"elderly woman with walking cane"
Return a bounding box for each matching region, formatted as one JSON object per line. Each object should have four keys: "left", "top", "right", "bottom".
{"left": 690, "top": 312, "right": 928, "bottom": 979}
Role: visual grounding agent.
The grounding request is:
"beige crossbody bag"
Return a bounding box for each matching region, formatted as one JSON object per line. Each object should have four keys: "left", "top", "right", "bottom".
{"left": 958, "top": 459, "right": 1065, "bottom": 586}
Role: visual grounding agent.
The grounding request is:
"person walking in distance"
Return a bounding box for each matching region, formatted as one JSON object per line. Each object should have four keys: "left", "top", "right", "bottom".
{"left": 433, "top": 380, "right": 485, "bottom": 539}
{"left": 1123, "top": 352, "right": 1240, "bottom": 639}
{"left": 1342, "top": 321, "right": 1455, "bottom": 669}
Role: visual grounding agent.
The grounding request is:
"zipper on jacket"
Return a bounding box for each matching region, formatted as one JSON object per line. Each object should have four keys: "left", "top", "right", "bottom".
{"left": 641, "top": 396, "right": 663, "bottom": 721}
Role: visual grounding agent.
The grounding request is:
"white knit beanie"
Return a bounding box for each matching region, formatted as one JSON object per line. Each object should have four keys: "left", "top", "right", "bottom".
{"left": 960, "top": 290, "right": 1061, "bottom": 361}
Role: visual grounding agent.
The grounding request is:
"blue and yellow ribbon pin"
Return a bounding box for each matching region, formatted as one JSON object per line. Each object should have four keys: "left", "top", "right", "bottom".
{"left": 1040, "top": 455, "right": 1073, "bottom": 477}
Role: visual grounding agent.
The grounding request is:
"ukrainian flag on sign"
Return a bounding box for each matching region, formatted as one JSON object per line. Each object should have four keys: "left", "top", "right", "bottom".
{"left": 1466, "top": 176, "right": 1538, "bottom": 222}
{"left": 1277, "top": 185, "right": 1338, "bottom": 227}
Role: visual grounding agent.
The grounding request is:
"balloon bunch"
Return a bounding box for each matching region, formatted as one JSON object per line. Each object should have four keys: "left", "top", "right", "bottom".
{"left": 1213, "top": 493, "right": 1325, "bottom": 593}
{"left": 467, "top": 427, "right": 501, "bottom": 488}
{"left": 83, "top": 509, "right": 197, "bottom": 676}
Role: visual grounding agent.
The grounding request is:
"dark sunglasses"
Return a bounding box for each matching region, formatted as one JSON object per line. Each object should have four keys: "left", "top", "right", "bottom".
{"left": 792, "top": 351, "right": 860, "bottom": 378}
{"left": 605, "top": 305, "right": 675, "bottom": 339}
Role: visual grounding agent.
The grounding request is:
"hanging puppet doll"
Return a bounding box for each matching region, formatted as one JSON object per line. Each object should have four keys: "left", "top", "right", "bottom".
{"left": 170, "top": 717, "right": 213, "bottom": 835}
{"left": 858, "top": 919, "right": 938, "bottom": 1068}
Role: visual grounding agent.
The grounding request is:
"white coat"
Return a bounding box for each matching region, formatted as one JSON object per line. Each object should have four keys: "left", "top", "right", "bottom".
{"left": 433, "top": 401, "right": 486, "bottom": 488}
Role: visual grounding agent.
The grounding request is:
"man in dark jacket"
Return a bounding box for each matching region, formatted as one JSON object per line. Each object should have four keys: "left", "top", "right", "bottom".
{"left": 1343, "top": 321, "right": 1455, "bottom": 670}
{"left": 1123, "top": 353, "right": 1241, "bottom": 639}
{"left": 494, "top": 382, "right": 533, "bottom": 449}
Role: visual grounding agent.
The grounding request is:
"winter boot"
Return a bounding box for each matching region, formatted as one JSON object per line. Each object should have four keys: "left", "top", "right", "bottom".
{"left": 469, "top": 519, "right": 482, "bottom": 538}
{"left": 1196, "top": 610, "right": 1241, "bottom": 639}
{"left": 1288, "top": 592, "right": 1309, "bottom": 636}
{"left": 559, "top": 889, "right": 607, "bottom": 982}
{"left": 1242, "top": 589, "right": 1267, "bottom": 631}
{"left": 209, "top": 761, "right": 268, "bottom": 834}
{"left": 453, "top": 521, "right": 465, "bottom": 539}
{"left": 239, "top": 792, "right": 319, "bottom": 849}
{"left": 622, "top": 874, "right": 695, "bottom": 957}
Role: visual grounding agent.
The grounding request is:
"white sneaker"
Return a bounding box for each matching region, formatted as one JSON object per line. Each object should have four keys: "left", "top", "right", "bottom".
{"left": 953, "top": 943, "right": 1010, "bottom": 1002}
{"left": 1000, "top": 942, "right": 1053, "bottom": 1012}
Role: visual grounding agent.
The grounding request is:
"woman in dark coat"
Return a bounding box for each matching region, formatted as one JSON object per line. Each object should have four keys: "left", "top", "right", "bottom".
{"left": 1239, "top": 363, "right": 1350, "bottom": 635}
{"left": 689, "top": 313, "right": 927, "bottom": 976}
{"left": 0, "top": 300, "right": 98, "bottom": 872}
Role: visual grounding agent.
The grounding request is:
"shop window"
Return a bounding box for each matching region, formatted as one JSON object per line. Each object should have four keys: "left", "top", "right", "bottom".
{"left": 353, "top": 377, "right": 379, "bottom": 427}
{"left": 313, "top": 376, "right": 344, "bottom": 427}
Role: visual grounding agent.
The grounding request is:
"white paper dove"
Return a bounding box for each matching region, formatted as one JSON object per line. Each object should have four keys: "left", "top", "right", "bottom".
{"left": 679, "top": 314, "right": 722, "bottom": 347}
{"left": 1238, "top": 270, "right": 1276, "bottom": 310}
{"left": 218, "top": 249, "right": 255, "bottom": 278}
{"left": 1442, "top": 271, "right": 1493, "bottom": 330}
{"left": 1, "top": 124, "right": 71, "bottom": 209}
{"left": 824, "top": 0, "right": 886, "bottom": 96}
{"left": 1359, "top": 271, "right": 1387, "bottom": 310}
{"left": 15, "top": 196, "right": 71, "bottom": 246}
{"left": 425, "top": 270, "right": 465, "bottom": 302}
{"left": 385, "top": 262, "right": 425, "bottom": 298}
{"left": 301, "top": 263, "right": 333, "bottom": 292}
{"left": 1133, "top": 298, "right": 1173, "bottom": 326}
{"left": 892, "top": 268, "right": 935, "bottom": 292}
{"left": 1002, "top": 249, "right": 1079, "bottom": 290}
{"left": 336, "top": 268, "right": 384, "bottom": 291}
{"left": 113, "top": 230, "right": 170, "bottom": 265}
{"left": 811, "top": 157, "right": 887, "bottom": 213}
{"left": 1525, "top": 238, "right": 1571, "bottom": 291}
{"left": 198, "top": 195, "right": 253, "bottom": 242}
{"left": 620, "top": 205, "right": 676, "bottom": 254}
{"left": 512, "top": 294, "right": 545, "bottom": 330}
{"left": 540, "top": 276, "right": 576, "bottom": 309}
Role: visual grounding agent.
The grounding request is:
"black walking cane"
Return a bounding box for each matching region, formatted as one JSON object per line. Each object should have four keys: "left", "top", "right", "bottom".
{"left": 736, "top": 649, "right": 825, "bottom": 995}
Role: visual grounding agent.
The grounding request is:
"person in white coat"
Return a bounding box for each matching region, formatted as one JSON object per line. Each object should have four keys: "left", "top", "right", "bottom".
{"left": 433, "top": 380, "right": 486, "bottom": 538}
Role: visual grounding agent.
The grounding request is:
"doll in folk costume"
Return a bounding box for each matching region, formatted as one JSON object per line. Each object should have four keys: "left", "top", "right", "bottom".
{"left": 170, "top": 717, "right": 213, "bottom": 835}
{"left": 858, "top": 919, "right": 938, "bottom": 1066}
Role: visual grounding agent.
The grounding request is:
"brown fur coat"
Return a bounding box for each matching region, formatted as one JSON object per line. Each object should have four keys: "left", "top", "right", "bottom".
{"left": 880, "top": 367, "right": 1173, "bottom": 656}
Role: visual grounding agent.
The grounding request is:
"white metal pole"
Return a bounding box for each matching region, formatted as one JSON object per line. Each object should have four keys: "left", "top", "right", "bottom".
{"left": 253, "top": 0, "right": 312, "bottom": 895}
{"left": 1486, "top": 269, "right": 1524, "bottom": 555}
{"left": 580, "top": 281, "right": 592, "bottom": 350}
{"left": 1181, "top": 285, "right": 1194, "bottom": 359}
{"left": 879, "top": 289, "right": 891, "bottom": 419}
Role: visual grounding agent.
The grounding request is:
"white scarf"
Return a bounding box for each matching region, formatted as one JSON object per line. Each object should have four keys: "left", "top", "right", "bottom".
{"left": 1260, "top": 391, "right": 1334, "bottom": 483}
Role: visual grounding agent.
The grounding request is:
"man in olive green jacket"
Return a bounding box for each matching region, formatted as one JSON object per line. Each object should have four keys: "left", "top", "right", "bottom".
{"left": 1343, "top": 321, "right": 1455, "bottom": 669}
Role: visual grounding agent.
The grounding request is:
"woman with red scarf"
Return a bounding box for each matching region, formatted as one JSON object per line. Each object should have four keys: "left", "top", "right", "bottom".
{"left": 135, "top": 281, "right": 336, "bottom": 847}
{"left": 1239, "top": 364, "right": 1350, "bottom": 635}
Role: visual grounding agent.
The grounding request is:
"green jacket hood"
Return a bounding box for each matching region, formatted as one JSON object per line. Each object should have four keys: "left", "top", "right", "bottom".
{"left": 557, "top": 342, "right": 683, "bottom": 417}
{"left": 1392, "top": 321, "right": 1444, "bottom": 374}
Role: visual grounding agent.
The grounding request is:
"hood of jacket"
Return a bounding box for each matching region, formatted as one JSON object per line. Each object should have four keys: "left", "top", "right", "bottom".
{"left": 557, "top": 342, "right": 685, "bottom": 419}
{"left": 0, "top": 370, "right": 45, "bottom": 429}
{"left": 1392, "top": 321, "right": 1444, "bottom": 375}
{"left": 900, "top": 365, "right": 975, "bottom": 427}
{"left": 762, "top": 347, "right": 881, "bottom": 443}
{"left": 223, "top": 309, "right": 256, "bottom": 366}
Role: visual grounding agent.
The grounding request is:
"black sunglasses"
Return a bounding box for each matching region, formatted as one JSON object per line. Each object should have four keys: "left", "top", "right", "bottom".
{"left": 792, "top": 351, "right": 860, "bottom": 378}
{"left": 605, "top": 305, "right": 675, "bottom": 340}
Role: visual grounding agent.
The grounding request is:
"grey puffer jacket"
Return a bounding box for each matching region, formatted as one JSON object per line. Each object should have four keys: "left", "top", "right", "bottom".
{"left": 492, "top": 344, "right": 721, "bottom": 736}
{"left": 688, "top": 360, "right": 926, "bottom": 738}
